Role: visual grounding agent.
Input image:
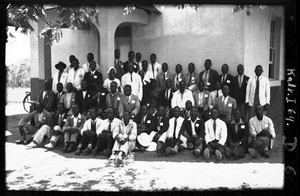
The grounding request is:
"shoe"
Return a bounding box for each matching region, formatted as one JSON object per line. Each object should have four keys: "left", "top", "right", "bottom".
{"left": 156, "top": 141, "right": 163, "bottom": 153}
{"left": 75, "top": 147, "right": 82, "bottom": 155}
{"left": 15, "top": 140, "right": 25, "bottom": 145}
{"left": 92, "top": 148, "right": 99, "bottom": 156}
{"left": 109, "top": 154, "right": 116, "bottom": 160}
{"left": 83, "top": 147, "right": 92, "bottom": 155}
{"left": 62, "top": 143, "right": 69, "bottom": 152}
{"left": 225, "top": 147, "right": 232, "bottom": 157}
{"left": 25, "top": 137, "right": 33, "bottom": 145}
{"left": 262, "top": 150, "right": 270, "bottom": 158}
{"left": 133, "top": 147, "right": 139, "bottom": 152}
{"left": 44, "top": 143, "right": 54, "bottom": 149}
{"left": 67, "top": 143, "right": 76, "bottom": 153}
{"left": 139, "top": 146, "right": 145, "bottom": 152}
{"left": 194, "top": 148, "right": 201, "bottom": 157}
{"left": 162, "top": 147, "right": 171, "bottom": 157}
{"left": 26, "top": 142, "right": 37, "bottom": 148}
{"left": 102, "top": 149, "right": 111, "bottom": 156}
{"left": 215, "top": 150, "right": 222, "bottom": 161}
{"left": 248, "top": 148, "right": 259, "bottom": 158}
{"left": 204, "top": 148, "right": 210, "bottom": 159}
{"left": 170, "top": 147, "right": 178, "bottom": 154}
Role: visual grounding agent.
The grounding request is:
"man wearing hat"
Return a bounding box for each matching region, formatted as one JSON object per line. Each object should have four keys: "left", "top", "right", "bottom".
{"left": 103, "top": 67, "right": 121, "bottom": 92}
{"left": 248, "top": 104, "right": 275, "bottom": 158}
{"left": 134, "top": 105, "right": 157, "bottom": 151}
{"left": 52, "top": 61, "right": 68, "bottom": 93}
{"left": 83, "top": 60, "right": 103, "bottom": 92}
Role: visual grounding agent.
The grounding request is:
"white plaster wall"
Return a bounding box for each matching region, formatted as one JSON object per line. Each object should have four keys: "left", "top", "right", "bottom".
{"left": 132, "top": 5, "right": 245, "bottom": 76}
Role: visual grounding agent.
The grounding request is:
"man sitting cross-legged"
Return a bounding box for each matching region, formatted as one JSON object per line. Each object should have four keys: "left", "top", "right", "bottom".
{"left": 248, "top": 104, "right": 276, "bottom": 158}
{"left": 154, "top": 106, "right": 170, "bottom": 152}
{"left": 75, "top": 107, "right": 102, "bottom": 155}
{"left": 92, "top": 108, "right": 121, "bottom": 156}
{"left": 204, "top": 107, "right": 227, "bottom": 161}
{"left": 62, "top": 104, "right": 86, "bottom": 153}
{"left": 110, "top": 111, "right": 137, "bottom": 161}
{"left": 16, "top": 102, "right": 52, "bottom": 145}
{"left": 26, "top": 103, "right": 68, "bottom": 149}
{"left": 183, "top": 107, "right": 205, "bottom": 157}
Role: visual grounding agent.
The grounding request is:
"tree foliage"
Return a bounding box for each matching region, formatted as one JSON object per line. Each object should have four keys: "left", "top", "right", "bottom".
{"left": 7, "top": 60, "right": 31, "bottom": 88}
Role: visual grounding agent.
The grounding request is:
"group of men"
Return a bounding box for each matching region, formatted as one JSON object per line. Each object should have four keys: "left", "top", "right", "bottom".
{"left": 15, "top": 50, "right": 276, "bottom": 162}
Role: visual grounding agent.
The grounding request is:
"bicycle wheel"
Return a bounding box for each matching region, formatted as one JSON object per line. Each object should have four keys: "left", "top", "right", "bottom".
{"left": 23, "top": 93, "right": 31, "bottom": 113}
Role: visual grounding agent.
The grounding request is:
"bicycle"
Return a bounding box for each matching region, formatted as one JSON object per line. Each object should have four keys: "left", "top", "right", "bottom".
{"left": 22, "top": 91, "right": 38, "bottom": 113}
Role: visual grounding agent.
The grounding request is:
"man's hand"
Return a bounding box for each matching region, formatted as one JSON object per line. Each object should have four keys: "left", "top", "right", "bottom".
{"left": 153, "top": 133, "right": 161, "bottom": 142}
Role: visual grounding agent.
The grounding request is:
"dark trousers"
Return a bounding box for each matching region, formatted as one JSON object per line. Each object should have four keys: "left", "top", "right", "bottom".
{"left": 206, "top": 140, "right": 225, "bottom": 155}
{"left": 95, "top": 132, "right": 114, "bottom": 151}
{"left": 79, "top": 133, "right": 98, "bottom": 149}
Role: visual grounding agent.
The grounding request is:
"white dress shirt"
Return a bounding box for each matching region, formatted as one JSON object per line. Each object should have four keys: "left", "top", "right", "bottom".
{"left": 167, "top": 116, "right": 185, "bottom": 138}
{"left": 81, "top": 61, "right": 101, "bottom": 73}
{"left": 121, "top": 72, "right": 143, "bottom": 101}
{"left": 67, "top": 67, "right": 85, "bottom": 90}
{"left": 148, "top": 62, "right": 161, "bottom": 79}
{"left": 81, "top": 118, "right": 103, "bottom": 135}
{"left": 52, "top": 71, "right": 68, "bottom": 93}
{"left": 208, "top": 89, "right": 223, "bottom": 109}
{"left": 171, "top": 89, "right": 194, "bottom": 109}
{"left": 103, "top": 78, "right": 121, "bottom": 91}
{"left": 96, "top": 118, "right": 121, "bottom": 135}
{"left": 204, "top": 118, "right": 227, "bottom": 145}
{"left": 249, "top": 115, "right": 276, "bottom": 139}
{"left": 246, "top": 75, "right": 270, "bottom": 106}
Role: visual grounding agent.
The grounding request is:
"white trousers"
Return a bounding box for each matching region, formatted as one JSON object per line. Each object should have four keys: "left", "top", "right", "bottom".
{"left": 32, "top": 125, "right": 60, "bottom": 145}
{"left": 112, "top": 140, "right": 136, "bottom": 155}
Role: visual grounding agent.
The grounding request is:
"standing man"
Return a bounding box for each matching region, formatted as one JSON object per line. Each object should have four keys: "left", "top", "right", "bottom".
{"left": 66, "top": 55, "right": 76, "bottom": 72}
{"left": 81, "top": 53, "right": 100, "bottom": 73}
{"left": 158, "top": 78, "right": 176, "bottom": 110}
{"left": 148, "top": 53, "right": 161, "bottom": 80}
{"left": 123, "top": 51, "right": 138, "bottom": 73}
{"left": 219, "top": 64, "right": 233, "bottom": 89}
{"left": 60, "top": 82, "right": 76, "bottom": 115}
{"left": 193, "top": 81, "right": 210, "bottom": 116}
{"left": 118, "top": 85, "right": 140, "bottom": 118}
{"left": 67, "top": 58, "right": 85, "bottom": 91}
{"left": 38, "top": 79, "right": 55, "bottom": 112}
{"left": 156, "top": 63, "right": 172, "bottom": 91}
{"left": 121, "top": 63, "right": 143, "bottom": 101}
{"left": 171, "top": 80, "right": 194, "bottom": 111}
{"left": 114, "top": 49, "right": 124, "bottom": 80}
{"left": 246, "top": 65, "right": 270, "bottom": 120}
{"left": 83, "top": 60, "right": 103, "bottom": 92}
{"left": 172, "top": 64, "right": 184, "bottom": 90}
{"left": 52, "top": 61, "right": 68, "bottom": 93}
{"left": 204, "top": 107, "right": 227, "bottom": 161}
{"left": 230, "top": 64, "right": 249, "bottom": 121}
{"left": 52, "top": 83, "right": 65, "bottom": 112}
{"left": 184, "top": 63, "right": 198, "bottom": 92}
{"left": 135, "top": 52, "right": 142, "bottom": 71}
{"left": 199, "top": 59, "right": 219, "bottom": 92}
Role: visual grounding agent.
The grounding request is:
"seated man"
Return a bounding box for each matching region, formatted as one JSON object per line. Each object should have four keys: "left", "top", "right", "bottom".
{"left": 208, "top": 81, "right": 223, "bottom": 110}
{"left": 193, "top": 81, "right": 210, "bottom": 116}
{"left": 183, "top": 107, "right": 205, "bottom": 157}
{"left": 182, "top": 100, "right": 193, "bottom": 119}
{"left": 16, "top": 102, "right": 52, "bottom": 145}
{"left": 110, "top": 111, "right": 137, "bottom": 161}
{"left": 171, "top": 80, "right": 194, "bottom": 111}
{"left": 91, "top": 83, "right": 109, "bottom": 111}
{"left": 52, "top": 82, "right": 65, "bottom": 112}
{"left": 154, "top": 106, "right": 169, "bottom": 150}
{"left": 75, "top": 80, "right": 93, "bottom": 116}
{"left": 248, "top": 104, "right": 276, "bottom": 158}
{"left": 158, "top": 78, "right": 176, "bottom": 118}
{"left": 204, "top": 107, "right": 227, "bottom": 161}
{"left": 118, "top": 84, "right": 140, "bottom": 118}
{"left": 157, "top": 106, "right": 186, "bottom": 156}
{"left": 106, "top": 81, "right": 122, "bottom": 118}
{"left": 75, "top": 107, "right": 102, "bottom": 155}
{"left": 60, "top": 82, "right": 76, "bottom": 115}
{"left": 38, "top": 79, "right": 55, "bottom": 112}
{"left": 26, "top": 103, "right": 68, "bottom": 149}
{"left": 134, "top": 105, "right": 157, "bottom": 151}
{"left": 62, "top": 104, "right": 86, "bottom": 153}
{"left": 225, "top": 108, "right": 249, "bottom": 159}
{"left": 93, "top": 108, "right": 121, "bottom": 156}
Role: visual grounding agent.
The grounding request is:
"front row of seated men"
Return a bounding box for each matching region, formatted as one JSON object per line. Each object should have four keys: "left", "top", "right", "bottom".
{"left": 16, "top": 101, "right": 275, "bottom": 161}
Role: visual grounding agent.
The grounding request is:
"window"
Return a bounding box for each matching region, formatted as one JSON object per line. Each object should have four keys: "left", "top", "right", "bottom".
{"left": 115, "top": 24, "right": 132, "bottom": 38}
{"left": 269, "top": 20, "right": 275, "bottom": 79}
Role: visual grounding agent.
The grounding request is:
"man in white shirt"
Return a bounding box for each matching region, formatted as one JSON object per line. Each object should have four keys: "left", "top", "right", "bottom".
{"left": 67, "top": 58, "right": 85, "bottom": 91}
{"left": 193, "top": 81, "right": 210, "bottom": 115}
{"left": 135, "top": 52, "right": 142, "bottom": 71}
{"left": 184, "top": 63, "right": 198, "bottom": 92}
{"left": 148, "top": 53, "right": 161, "bottom": 79}
{"left": 204, "top": 107, "right": 227, "bottom": 161}
{"left": 81, "top": 53, "right": 101, "bottom": 73}
{"left": 52, "top": 61, "right": 68, "bottom": 93}
{"left": 172, "top": 64, "right": 184, "bottom": 90}
{"left": 121, "top": 63, "right": 143, "bottom": 101}
{"left": 171, "top": 80, "right": 194, "bottom": 110}
{"left": 114, "top": 49, "right": 124, "bottom": 80}
{"left": 246, "top": 65, "right": 270, "bottom": 120}
{"left": 208, "top": 81, "right": 223, "bottom": 110}
{"left": 248, "top": 104, "right": 275, "bottom": 158}
{"left": 156, "top": 63, "right": 172, "bottom": 91}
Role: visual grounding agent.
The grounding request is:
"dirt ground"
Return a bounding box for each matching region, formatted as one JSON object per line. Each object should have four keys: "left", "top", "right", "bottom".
{"left": 5, "top": 113, "right": 284, "bottom": 191}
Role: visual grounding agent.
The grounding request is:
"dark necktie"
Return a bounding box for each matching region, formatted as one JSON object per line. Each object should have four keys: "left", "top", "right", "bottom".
{"left": 131, "top": 73, "right": 133, "bottom": 82}
{"left": 176, "top": 75, "right": 179, "bottom": 89}
{"left": 108, "top": 120, "right": 112, "bottom": 132}
{"left": 91, "top": 72, "right": 94, "bottom": 78}
{"left": 152, "top": 63, "right": 155, "bottom": 78}
{"left": 58, "top": 115, "right": 62, "bottom": 126}
{"left": 255, "top": 77, "right": 259, "bottom": 95}
{"left": 163, "top": 73, "right": 165, "bottom": 83}
{"left": 188, "top": 73, "right": 192, "bottom": 86}
{"left": 173, "top": 118, "right": 177, "bottom": 139}
{"left": 58, "top": 72, "right": 62, "bottom": 83}
{"left": 213, "top": 120, "right": 216, "bottom": 135}
{"left": 91, "top": 120, "right": 96, "bottom": 132}
{"left": 216, "top": 90, "right": 219, "bottom": 98}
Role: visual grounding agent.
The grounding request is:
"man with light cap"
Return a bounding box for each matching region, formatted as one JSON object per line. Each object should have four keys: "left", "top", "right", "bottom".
{"left": 103, "top": 67, "right": 121, "bottom": 92}
{"left": 110, "top": 111, "right": 137, "bottom": 161}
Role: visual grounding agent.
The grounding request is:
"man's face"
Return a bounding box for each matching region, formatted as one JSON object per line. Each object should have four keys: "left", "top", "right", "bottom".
{"left": 185, "top": 101, "right": 192, "bottom": 110}
{"left": 115, "top": 50, "right": 120, "bottom": 59}
{"left": 57, "top": 104, "right": 64, "bottom": 114}
{"left": 124, "top": 86, "right": 131, "bottom": 96}
{"left": 36, "top": 103, "right": 43, "bottom": 113}
{"left": 233, "top": 109, "right": 240, "bottom": 122}
{"left": 66, "top": 83, "right": 73, "bottom": 93}
{"left": 72, "top": 59, "right": 79, "bottom": 69}
{"left": 237, "top": 65, "right": 244, "bottom": 75}
{"left": 139, "top": 71, "right": 145, "bottom": 79}
{"left": 110, "top": 82, "right": 117, "bottom": 93}
{"left": 175, "top": 65, "right": 182, "bottom": 74}
{"left": 221, "top": 64, "right": 228, "bottom": 74}
{"left": 72, "top": 105, "right": 79, "bottom": 116}
{"left": 136, "top": 53, "right": 141, "bottom": 62}
{"left": 57, "top": 84, "right": 63, "bottom": 93}
{"left": 198, "top": 82, "right": 204, "bottom": 91}
{"left": 81, "top": 81, "right": 87, "bottom": 91}
{"left": 179, "top": 81, "right": 186, "bottom": 92}
{"left": 128, "top": 52, "right": 134, "bottom": 61}
{"left": 254, "top": 66, "right": 263, "bottom": 77}
{"left": 255, "top": 105, "right": 264, "bottom": 119}
{"left": 162, "top": 63, "right": 168, "bottom": 72}
{"left": 190, "top": 108, "right": 198, "bottom": 119}
{"left": 157, "top": 107, "right": 164, "bottom": 116}
{"left": 204, "top": 60, "right": 211, "bottom": 70}
{"left": 188, "top": 63, "right": 195, "bottom": 73}
{"left": 215, "top": 82, "right": 221, "bottom": 90}
{"left": 141, "top": 106, "right": 148, "bottom": 116}
{"left": 173, "top": 108, "right": 180, "bottom": 118}
{"left": 106, "top": 110, "right": 114, "bottom": 120}
{"left": 44, "top": 80, "right": 51, "bottom": 90}
{"left": 123, "top": 112, "right": 130, "bottom": 122}
{"left": 87, "top": 54, "right": 93, "bottom": 62}
{"left": 89, "top": 109, "right": 97, "bottom": 120}
{"left": 142, "top": 61, "right": 148, "bottom": 70}
{"left": 222, "top": 85, "right": 230, "bottom": 97}
{"left": 150, "top": 54, "right": 156, "bottom": 64}
{"left": 165, "top": 79, "right": 171, "bottom": 89}
{"left": 89, "top": 61, "right": 96, "bottom": 71}
{"left": 69, "top": 56, "right": 75, "bottom": 64}
{"left": 210, "top": 109, "right": 218, "bottom": 120}
{"left": 128, "top": 63, "right": 134, "bottom": 73}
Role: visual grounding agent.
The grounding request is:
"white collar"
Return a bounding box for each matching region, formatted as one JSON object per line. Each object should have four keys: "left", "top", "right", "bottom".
{"left": 188, "top": 117, "right": 200, "bottom": 122}
{"left": 72, "top": 113, "right": 81, "bottom": 119}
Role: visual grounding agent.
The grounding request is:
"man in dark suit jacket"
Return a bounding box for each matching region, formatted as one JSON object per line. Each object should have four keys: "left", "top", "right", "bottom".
{"left": 114, "top": 49, "right": 124, "bottom": 80}
{"left": 230, "top": 64, "right": 249, "bottom": 121}
{"left": 38, "top": 79, "right": 55, "bottom": 112}
{"left": 198, "top": 59, "right": 219, "bottom": 92}
{"left": 123, "top": 51, "right": 138, "bottom": 73}
{"left": 183, "top": 107, "right": 205, "bottom": 156}
{"left": 158, "top": 78, "right": 176, "bottom": 109}
{"left": 155, "top": 106, "right": 170, "bottom": 152}
{"left": 219, "top": 64, "right": 233, "bottom": 89}
{"left": 75, "top": 80, "right": 93, "bottom": 116}
{"left": 83, "top": 60, "right": 103, "bottom": 92}
{"left": 91, "top": 83, "right": 109, "bottom": 114}
{"left": 52, "top": 82, "right": 66, "bottom": 112}
{"left": 225, "top": 108, "right": 249, "bottom": 159}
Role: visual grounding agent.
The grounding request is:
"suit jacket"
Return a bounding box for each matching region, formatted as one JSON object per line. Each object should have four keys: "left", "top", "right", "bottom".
{"left": 184, "top": 72, "right": 198, "bottom": 92}
{"left": 52, "top": 91, "right": 66, "bottom": 112}
{"left": 184, "top": 118, "right": 205, "bottom": 139}
{"left": 156, "top": 71, "right": 172, "bottom": 90}
{"left": 166, "top": 116, "right": 185, "bottom": 139}
{"left": 63, "top": 114, "right": 86, "bottom": 132}
{"left": 118, "top": 94, "right": 140, "bottom": 117}
{"left": 208, "top": 89, "right": 223, "bottom": 109}
{"left": 155, "top": 115, "right": 169, "bottom": 135}
{"left": 60, "top": 92, "right": 76, "bottom": 110}
{"left": 204, "top": 118, "right": 227, "bottom": 145}
{"left": 214, "top": 96, "right": 237, "bottom": 123}
{"left": 83, "top": 71, "right": 103, "bottom": 92}
{"left": 91, "top": 88, "right": 109, "bottom": 111}
{"left": 171, "top": 73, "right": 185, "bottom": 90}
{"left": 134, "top": 113, "right": 157, "bottom": 134}
{"left": 114, "top": 59, "right": 124, "bottom": 80}
{"left": 18, "top": 109, "right": 52, "bottom": 128}
{"left": 50, "top": 112, "right": 68, "bottom": 129}
{"left": 106, "top": 92, "right": 122, "bottom": 117}
{"left": 158, "top": 88, "right": 176, "bottom": 108}
{"left": 192, "top": 90, "right": 210, "bottom": 110}
{"left": 199, "top": 68, "right": 219, "bottom": 92}
{"left": 219, "top": 73, "right": 233, "bottom": 89}
{"left": 75, "top": 90, "right": 93, "bottom": 115}
{"left": 226, "top": 119, "right": 249, "bottom": 147}
{"left": 230, "top": 74, "right": 249, "bottom": 103}
{"left": 38, "top": 90, "right": 55, "bottom": 111}
{"left": 246, "top": 76, "right": 270, "bottom": 106}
